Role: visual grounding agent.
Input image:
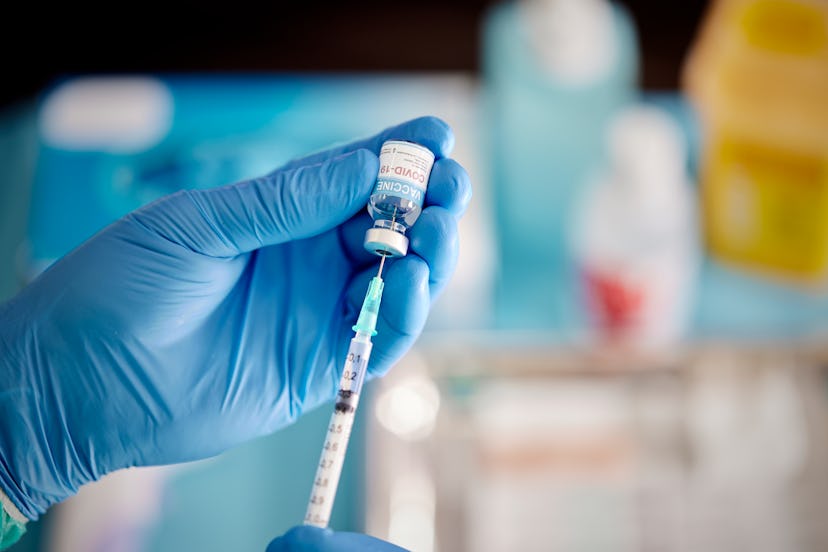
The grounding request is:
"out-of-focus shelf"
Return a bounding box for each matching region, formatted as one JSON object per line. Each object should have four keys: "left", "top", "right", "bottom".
{"left": 417, "top": 330, "right": 828, "bottom": 378}
{"left": 373, "top": 329, "right": 828, "bottom": 552}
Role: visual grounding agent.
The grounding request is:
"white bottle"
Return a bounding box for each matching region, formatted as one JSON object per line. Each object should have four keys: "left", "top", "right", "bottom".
{"left": 571, "top": 104, "right": 700, "bottom": 352}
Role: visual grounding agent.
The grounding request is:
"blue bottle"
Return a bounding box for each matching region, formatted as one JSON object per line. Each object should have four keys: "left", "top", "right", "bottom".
{"left": 482, "top": 0, "right": 640, "bottom": 333}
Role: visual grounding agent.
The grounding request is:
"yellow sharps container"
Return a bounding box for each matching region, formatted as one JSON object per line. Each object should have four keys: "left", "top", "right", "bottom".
{"left": 684, "top": 0, "right": 828, "bottom": 287}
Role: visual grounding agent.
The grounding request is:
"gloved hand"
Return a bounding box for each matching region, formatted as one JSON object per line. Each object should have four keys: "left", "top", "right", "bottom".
{"left": 267, "top": 526, "right": 407, "bottom": 552}
{"left": 0, "top": 116, "right": 471, "bottom": 520}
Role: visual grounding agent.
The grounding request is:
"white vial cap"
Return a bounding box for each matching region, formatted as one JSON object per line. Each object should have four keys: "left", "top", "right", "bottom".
{"left": 364, "top": 227, "right": 409, "bottom": 258}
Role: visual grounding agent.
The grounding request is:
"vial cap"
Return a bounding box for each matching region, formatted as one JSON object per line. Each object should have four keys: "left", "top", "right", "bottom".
{"left": 364, "top": 227, "right": 409, "bottom": 258}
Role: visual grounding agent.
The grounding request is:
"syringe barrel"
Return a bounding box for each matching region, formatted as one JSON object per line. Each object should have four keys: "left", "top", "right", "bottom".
{"left": 304, "top": 336, "right": 372, "bottom": 528}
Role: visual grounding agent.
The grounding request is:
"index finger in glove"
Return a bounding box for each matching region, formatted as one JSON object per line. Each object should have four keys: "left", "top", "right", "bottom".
{"left": 279, "top": 116, "right": 455, "bottom": 170}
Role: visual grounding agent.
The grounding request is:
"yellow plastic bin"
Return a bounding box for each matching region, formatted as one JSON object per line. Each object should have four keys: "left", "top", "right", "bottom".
{"left": 683, "top": 0, "right": 828, "bottom": 287}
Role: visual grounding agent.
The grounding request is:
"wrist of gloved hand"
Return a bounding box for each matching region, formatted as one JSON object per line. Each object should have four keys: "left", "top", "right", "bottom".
{"left": 0, "top": 300, "right": 86, "bottom": 521}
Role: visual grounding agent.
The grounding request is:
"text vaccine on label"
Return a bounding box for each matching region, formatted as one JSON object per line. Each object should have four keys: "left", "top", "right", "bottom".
{"left": 364, "top": 140, "right": 435, "bottom": 258}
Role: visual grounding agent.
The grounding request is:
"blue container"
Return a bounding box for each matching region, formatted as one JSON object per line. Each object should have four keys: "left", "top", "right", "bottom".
{"left": 482, "top": 0, "right": 640, "bottom": 333}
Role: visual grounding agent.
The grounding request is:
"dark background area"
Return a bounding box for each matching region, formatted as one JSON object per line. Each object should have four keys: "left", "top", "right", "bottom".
{"left": 1, "top": 0, "right": 709, "bottom": 109}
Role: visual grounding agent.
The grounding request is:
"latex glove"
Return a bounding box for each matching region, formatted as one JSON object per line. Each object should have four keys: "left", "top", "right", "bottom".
{"left": 267, "top": 526, "right": 407, "bottom": 552}
{"left": 0, "top": 116, "right": 471, "bottom": 520}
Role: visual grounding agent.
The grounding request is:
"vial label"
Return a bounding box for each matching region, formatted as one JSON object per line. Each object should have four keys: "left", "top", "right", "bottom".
{"left": 375, "top": 140, "right": 435, "bottom": 207}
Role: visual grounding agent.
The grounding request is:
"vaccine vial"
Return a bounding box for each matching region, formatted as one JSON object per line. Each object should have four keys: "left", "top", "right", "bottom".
{"left": 364, "top": 140, "right": 435, "bottom": 257}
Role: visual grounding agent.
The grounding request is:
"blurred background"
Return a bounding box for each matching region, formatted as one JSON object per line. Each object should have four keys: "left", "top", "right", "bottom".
{"left": 2, "top": 0, "right": 828, "bottom": 550}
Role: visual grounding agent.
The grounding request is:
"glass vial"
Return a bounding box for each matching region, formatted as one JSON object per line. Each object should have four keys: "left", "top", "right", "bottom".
{"left": 364, "top": 140, "right": 435, "bottom": 257}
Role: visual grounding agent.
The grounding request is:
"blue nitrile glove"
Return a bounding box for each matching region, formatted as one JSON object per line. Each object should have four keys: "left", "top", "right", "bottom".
{"left": 267, "top": 526, "right": 407, "bottom": 552}
{"left": 0, "top": 116, "right": 472, "bottom": 520}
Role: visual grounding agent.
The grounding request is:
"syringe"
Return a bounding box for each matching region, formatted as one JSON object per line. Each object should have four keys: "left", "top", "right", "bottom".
{"left": 304, "top": 257, "right": 387, "bottom": 528}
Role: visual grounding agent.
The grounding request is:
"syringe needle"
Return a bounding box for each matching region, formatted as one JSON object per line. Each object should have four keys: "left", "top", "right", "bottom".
{"left": 376, "top": 206, "right": 396, "bottom": 280}
{"left": 377, "top": 253, "right": 387, "bottom": 279}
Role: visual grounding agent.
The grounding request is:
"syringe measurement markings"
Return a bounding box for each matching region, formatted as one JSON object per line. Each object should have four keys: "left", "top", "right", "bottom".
{"left": 305, "top": 403, "right": 357, "bottom": 525}
{"left": 304, "top": 339, "right": 370, "bottom": 527}
{"left": 308, "top": 412, "right": 352, "bottom": 494}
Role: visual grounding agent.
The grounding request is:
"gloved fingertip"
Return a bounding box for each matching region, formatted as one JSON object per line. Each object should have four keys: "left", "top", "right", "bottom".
{"left": 416, "top": 115, "right": 455, "bottom": 158}
{"left": 390, "top": 116, "right": 455, "bottom": 159}
{"left": 238, "top": 147, "right": 379, "bottom": 245}
{"left": 317, "top": 147, "right": 379, "bottom": 217}
{"left": 327, "top": 148, "right": 379, "bottom": 183}
{"left": 331, "top": 147, "right": 378, "bottom": 165}
{"left": 409, "top": 206, "right": 459, "bottom": 285}
{"left": 379, "top": 256, "right": 430, "bottom": 338}
{"left": 426, "top": 158, "right": 472, "bottom": 218}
